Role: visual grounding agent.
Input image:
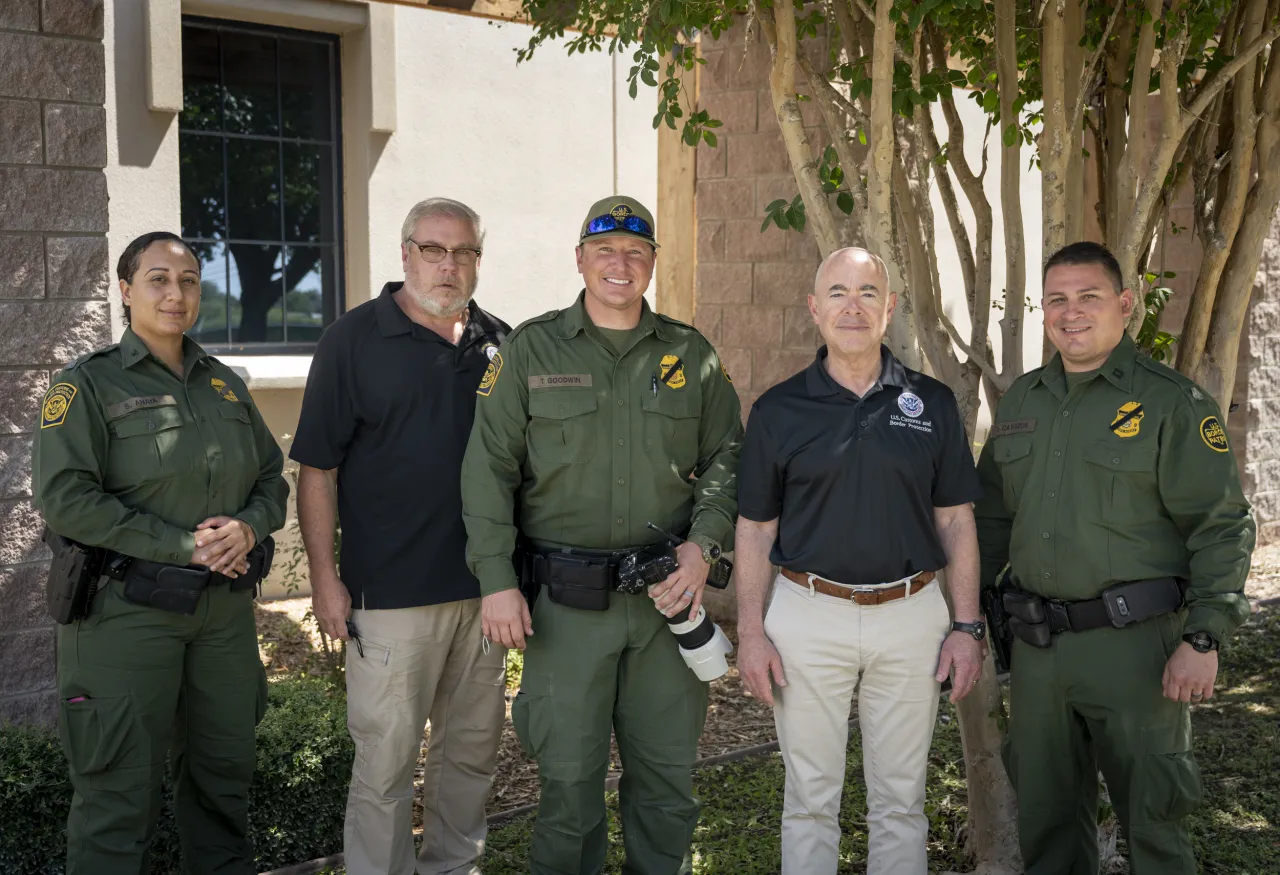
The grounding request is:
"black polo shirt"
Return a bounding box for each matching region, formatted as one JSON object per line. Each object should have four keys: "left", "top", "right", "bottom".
{"left": 290, "top": 283, "right": 509, "bottom": 608}
{"left": 738, "top": 345, "right": 982, "bottom": 586}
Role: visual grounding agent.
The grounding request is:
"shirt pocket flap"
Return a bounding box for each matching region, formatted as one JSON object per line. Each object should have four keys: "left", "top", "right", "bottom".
{"left": 217, "top": 404, "right": 252, "bottom": 424}
{"left": 1084, "top": 441, "right": 1157, "bottom": 472}
{"left": 111, "top": 406, "right": 184, "bottom": 438}
{"left": 641, "top": 393, "right": 696, "bottom": 419}
{"left": 993, "top": 436, "right": 1033, "bottom": 464}
{"left": 529, "top": 391, "right": 598, "bottom": 420}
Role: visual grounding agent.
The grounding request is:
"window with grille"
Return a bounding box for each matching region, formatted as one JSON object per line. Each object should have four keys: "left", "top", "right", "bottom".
{"left": 179, "top": 17, "right": 343, "bottom": 352}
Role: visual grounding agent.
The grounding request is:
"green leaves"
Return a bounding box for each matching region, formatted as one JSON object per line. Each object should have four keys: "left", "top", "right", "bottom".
{"left": 761, "top": 194, "right": 807, "bottom": 232}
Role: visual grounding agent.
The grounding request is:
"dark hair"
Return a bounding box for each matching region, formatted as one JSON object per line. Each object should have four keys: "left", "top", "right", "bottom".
{"left": 1043, "top": 241, "right": 1125, "bottom": 294}
{"left": 116, "top": 232, "right": 199, "bottom": 325}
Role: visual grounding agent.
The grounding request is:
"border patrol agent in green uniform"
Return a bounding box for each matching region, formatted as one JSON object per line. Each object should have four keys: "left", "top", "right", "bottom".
{"left": 32, "top": 232, "right": 289, "bottom": 875}
{"left": 461, "top": 196, "right": 742, "bottom": 875}
{"left": 974, "top": 242, "right": 1254, "bottom": 875}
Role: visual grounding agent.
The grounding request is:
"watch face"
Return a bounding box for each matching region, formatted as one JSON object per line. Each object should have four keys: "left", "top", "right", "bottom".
{"left": 1189, "top": 632, "right": 1214, "bottom": 652}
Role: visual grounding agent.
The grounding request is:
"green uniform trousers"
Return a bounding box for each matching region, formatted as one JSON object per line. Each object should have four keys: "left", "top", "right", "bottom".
{"left": 57, "top": 578, "right": 268, "bottom": 875}
{"left": 1004, "top": 612, "right": 1201, "bottom": 875}
{"left": 512, "top": 590, "right": 709, "bottom": 875}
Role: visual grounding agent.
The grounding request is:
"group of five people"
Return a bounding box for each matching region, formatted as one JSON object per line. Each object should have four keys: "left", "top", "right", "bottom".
{"left": 33, "top": 192, "right": 1251, "bottom": 875}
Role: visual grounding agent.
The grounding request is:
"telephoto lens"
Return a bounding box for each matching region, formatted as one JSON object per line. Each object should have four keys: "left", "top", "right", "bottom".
{"left": 662, "top": 602, "right": 734, "bottom": 681}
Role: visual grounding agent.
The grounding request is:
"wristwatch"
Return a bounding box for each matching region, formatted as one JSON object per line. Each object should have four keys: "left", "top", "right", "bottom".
{"left": 1182, "top": 631, "right": 1219, "bottom": 653}
{"left": 953, "top": 620, "right": 987, "bottom": 641}
{"left": 688, "top": 535, "right": 722, "bottom": 565}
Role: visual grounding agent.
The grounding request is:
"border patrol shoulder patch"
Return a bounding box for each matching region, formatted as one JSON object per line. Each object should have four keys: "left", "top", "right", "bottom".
{"left": 41, "top": 383, "right": 77, "bottom": 429}
{"left": 1200, "top": 416, "right": 1229, "bottom": 452}
{"left": 478, "top": 351, "right": 503, "bottom": 397}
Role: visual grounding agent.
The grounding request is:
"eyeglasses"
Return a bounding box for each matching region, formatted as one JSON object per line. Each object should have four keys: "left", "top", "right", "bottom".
{"left": 406, "top": 239, "right": 482, "bottom": 265}
{"left": 585, "top": 213, "right": 655, "bottom": 240}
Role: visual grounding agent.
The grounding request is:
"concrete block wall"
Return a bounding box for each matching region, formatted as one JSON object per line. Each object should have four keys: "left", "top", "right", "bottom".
{"left": 695, "top": 17, "right": 827, "bottom": 415}
{"left": 0, "top": 0, "right": 109, "bottom": 725}
{"left": 1238, "top": 218, "right": 1280, "bottom": 545}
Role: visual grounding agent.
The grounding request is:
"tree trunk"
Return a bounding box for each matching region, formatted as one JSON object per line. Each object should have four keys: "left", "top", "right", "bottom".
{"left": 994, "top": 0, "right": 1025, "bottom": 376}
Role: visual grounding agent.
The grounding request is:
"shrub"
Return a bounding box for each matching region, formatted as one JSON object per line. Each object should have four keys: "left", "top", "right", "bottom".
{"left": 0, "top": 676, "right": 353, "bottom": 875}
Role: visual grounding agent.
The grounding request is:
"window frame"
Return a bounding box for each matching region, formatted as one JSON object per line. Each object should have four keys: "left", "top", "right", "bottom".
{"left": 179, "top": 15, "right": 345, "bottom": 356}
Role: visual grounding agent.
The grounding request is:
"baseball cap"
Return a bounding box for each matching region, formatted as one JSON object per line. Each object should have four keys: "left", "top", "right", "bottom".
{"left": 578, "top": 196, "right": 659, "bottom": 248}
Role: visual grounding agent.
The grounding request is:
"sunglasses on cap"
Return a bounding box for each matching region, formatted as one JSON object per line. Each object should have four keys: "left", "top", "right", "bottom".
{"left": 585, "top": 213, "right": 655, "bottom": 240}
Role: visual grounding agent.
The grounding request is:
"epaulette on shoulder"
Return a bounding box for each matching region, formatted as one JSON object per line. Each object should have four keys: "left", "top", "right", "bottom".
{"left": 1004, "top": 366, "right": 1043, "bottom": 405}
{"left": 504, "top": 310, "right": 560, "bottom": 344}
{"left": 1135, "top": 354, "right": 1208, "bottom": 403}
{"left": 655, "top": 311, "right": 695, "bottom": 331}
{"left": 62, "top": 344, "right": 119, "bottom": 372}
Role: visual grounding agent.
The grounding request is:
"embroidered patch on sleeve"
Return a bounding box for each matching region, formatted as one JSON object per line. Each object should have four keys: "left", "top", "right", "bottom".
{"left": 477, "top": 352, "right": 503, "bottom": 397}
{"left": 1200, "top": 416, "right": 1229, "bottom": 452}
{"left": 41, "top": 383, "right": 77, "bottom": 429}
{"left": 721, "top": 363, "right": 733, "bottom": 384}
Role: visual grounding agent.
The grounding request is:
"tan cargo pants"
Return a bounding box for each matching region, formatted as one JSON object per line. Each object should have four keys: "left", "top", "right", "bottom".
{"left": 343, "top": 599, "right": 506, "bottom": 875}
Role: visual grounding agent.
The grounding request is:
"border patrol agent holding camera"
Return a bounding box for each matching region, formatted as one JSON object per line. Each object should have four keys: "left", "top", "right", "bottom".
{"left": 461, "top": 196, "right": 742, "bottom": 875}
{"left": 974, "top": 242, "right": 1253, "bottom": 875}
{"left": 33, "top": 232, "right": 288, "bottom": 875}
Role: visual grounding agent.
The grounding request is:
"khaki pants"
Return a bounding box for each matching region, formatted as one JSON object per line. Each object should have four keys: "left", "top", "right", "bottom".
{"left": 343, "top": 599, "right": 506, "bottom": 875}
{"left": 766, "top": 573, "right": 952, "bottom": 875}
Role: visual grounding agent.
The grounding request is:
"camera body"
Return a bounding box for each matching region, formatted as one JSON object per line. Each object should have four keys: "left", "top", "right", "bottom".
{"left": 616, "top": 527, "right": 736, "bottom": 681}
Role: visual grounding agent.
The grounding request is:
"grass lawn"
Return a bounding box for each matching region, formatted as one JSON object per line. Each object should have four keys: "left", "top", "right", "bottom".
{"left": 313, "top": 605, "right": 1280, "bottom": 874}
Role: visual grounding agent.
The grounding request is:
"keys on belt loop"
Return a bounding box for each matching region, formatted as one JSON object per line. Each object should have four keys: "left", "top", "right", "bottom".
{"left": 806, "top": 573, "right": 817, "bottom": 597}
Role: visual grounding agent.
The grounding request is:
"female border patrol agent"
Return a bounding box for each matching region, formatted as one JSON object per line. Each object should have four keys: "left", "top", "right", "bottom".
{"left": 461, "top": 196, "right": 742, "bottom": 875}
{"left": 32, "top": 231, "right": 289, "bottom": 875}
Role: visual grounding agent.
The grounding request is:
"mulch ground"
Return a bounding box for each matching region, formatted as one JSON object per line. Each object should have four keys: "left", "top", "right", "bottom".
{"left": 253, "top": 601, "right": 776, "bottom": 817}
{"left": 255, "top": 548, "right": 1280, "bottom": 825}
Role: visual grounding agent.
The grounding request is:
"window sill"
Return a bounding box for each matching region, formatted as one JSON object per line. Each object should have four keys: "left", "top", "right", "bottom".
{"left": 217, "top": 355, "right": 312, "bottom": 391}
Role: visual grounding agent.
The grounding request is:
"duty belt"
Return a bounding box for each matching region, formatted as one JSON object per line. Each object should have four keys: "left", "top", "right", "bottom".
{"left": 1039, "top": 577, "right": 1186, "bottom": 633}
{"left": 528, "top": 542, "right": 657, "bottom": 591}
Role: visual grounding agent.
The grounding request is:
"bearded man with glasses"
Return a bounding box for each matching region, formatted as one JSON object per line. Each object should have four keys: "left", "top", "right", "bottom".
{"left": 292, "top": 198, "right": 510, "bottom": 875}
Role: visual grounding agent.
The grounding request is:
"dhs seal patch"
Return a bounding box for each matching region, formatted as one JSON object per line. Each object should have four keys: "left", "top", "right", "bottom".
{"left": 897, "top": 391, "right": 925, "bottom": 419}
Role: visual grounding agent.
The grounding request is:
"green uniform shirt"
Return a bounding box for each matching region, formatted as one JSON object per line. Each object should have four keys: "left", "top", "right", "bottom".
{"left": 974, "top": 335, "right": 1254, "bottom": 644}
{"left": 33, "top": 328, "right": 288, "bottom": 565}
{"left": 461, "top": 292, "right": 743, "bottom": 597}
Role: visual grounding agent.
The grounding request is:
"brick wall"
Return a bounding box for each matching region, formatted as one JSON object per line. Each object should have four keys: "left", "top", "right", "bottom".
{"left": 695, "top": 18, "right": 826, "bottom": 415}
{"left": 0, "top": 0, "right": 109, "bottom": 725}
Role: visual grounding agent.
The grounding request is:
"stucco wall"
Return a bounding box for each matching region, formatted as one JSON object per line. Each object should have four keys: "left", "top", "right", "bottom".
{"left": 98, "top": 0, "right": 661, "bottom": 599}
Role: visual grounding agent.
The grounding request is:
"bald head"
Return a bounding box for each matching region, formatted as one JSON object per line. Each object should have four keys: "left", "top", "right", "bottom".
{"left": 807, "top": 246, "right": 896, "bottom": 360}
{"left": 814, "top": 247, "right": 890, "bottom": 297}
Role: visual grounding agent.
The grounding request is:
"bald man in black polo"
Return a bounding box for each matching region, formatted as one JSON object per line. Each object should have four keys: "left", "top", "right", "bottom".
{"left": 734, "top": 248, "right": 986, "bottom": 875}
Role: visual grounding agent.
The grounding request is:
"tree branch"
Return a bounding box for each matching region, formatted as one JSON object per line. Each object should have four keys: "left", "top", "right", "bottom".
{"left": 1184, "top": 18, "right": 1280, "bottom": 130}
{"left": 755, "top": 0, "right": 841, "bottom": 256}
{"left": 995, "top": 0, "right": 1026, "bottom": 377}
{"left": 1070, "top": 0, "right": 1124, "bottom": 136}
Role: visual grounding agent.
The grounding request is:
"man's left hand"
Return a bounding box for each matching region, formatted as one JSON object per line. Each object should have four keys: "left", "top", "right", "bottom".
{"left": 1163, "top": 641, "right": 1219, "bottom": 703}
{"left": 936, "top": 630, "right": 984, "bottom": 704}
{"left": 649, "top": 542, "right": 710, "bottom": 618}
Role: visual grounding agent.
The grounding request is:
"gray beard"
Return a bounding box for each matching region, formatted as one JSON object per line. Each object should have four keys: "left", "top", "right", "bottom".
{"left": 409, "top": 285, "right": 473, "bottom": 318}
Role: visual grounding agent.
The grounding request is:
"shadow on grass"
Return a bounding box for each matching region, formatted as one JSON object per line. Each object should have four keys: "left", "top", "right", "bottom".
{"left": 481, "top": 606, "right": 1280, "bottom": 875}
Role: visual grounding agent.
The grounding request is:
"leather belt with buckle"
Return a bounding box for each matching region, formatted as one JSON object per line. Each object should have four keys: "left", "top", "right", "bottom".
{"left": 780, "top": 568, "right": 937, "bottom": 605}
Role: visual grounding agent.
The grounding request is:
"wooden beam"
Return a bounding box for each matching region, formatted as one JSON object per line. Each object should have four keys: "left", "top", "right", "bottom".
{"left": 656, "top": 51, "right": 699, "bottom": 324}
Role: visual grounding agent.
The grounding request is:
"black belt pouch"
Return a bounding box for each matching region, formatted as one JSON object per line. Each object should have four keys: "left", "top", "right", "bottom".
{"left": 230, "top": 537, "right": 276, "bottom": 593}
{"left": 544, "top": 555, "right": 612, "bottom": 612}
{"left": 1008, "top": 615, "right": 1053, "bottom": 648}
{"left": 123, "top": 565, "right": 210, "bottom": 615}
